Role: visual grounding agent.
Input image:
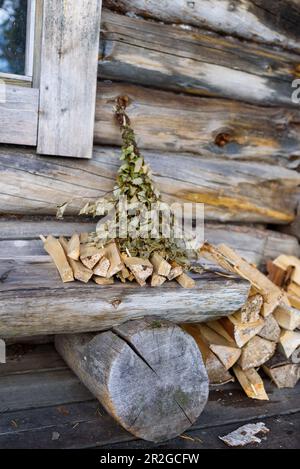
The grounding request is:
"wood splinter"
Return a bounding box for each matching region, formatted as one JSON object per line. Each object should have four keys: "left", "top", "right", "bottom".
{"left": 233, "top": 365, "right": 269, "bottom": 401}
{"left": 67, "top": 233, "right": 80, "bottom": 261}
{"left": 60, "top": 237, "right": 93, "bottom": 284}
{"left": 80, "top": 245, "right": 104, "bottom": 270}
{"left": 41, "top": 235, "right": 74, "bottom": 283}
{"left": 124, "top": 257, "right": 153, "bottom": 286}
{"left": 150, "top": 253, "right": 171, "bottom": 277}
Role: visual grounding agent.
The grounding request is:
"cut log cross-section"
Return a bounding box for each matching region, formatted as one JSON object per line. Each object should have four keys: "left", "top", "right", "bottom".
{"left": 55, "top": 319, "right": 209, "bottom": 442}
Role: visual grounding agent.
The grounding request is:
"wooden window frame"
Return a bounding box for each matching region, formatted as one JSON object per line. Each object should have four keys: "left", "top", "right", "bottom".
{"left": 0, "top": 0, "right": 102, "bottom": 158}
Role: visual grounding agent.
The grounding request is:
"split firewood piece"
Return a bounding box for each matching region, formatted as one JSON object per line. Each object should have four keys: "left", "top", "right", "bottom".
{"left": 79, "top": 232, "right": 89, "bottom": 244}
{"left": 176, "top": 272, "right": 195, "bottom": 289}
{"left": 267, "top": 260, "right": 293, "bottom": 288}
{"left": 206, "top": 320, "right": 236, "bottom": 345}
{"left": 41, "top": 235, "right": 74, "bottom": 283}
{"left": 151, "top": 273, "right": 167, "bottom": 287}
{"left": 287, "top": 282, "right": 300, "bottom": 298}
{"left": 288, "top": 294, "right": 300, "bottom": 310}
{"left": 201, "top": 243, "right": 287, "bottom": 316}
{"left": 273, "top": 255, "right": 300, "bottom": 286}
{"left": 93, "top": 276, "right": 114, "bottom": 286}
{"left": 80, "top": 245, "right": 105, "bottom": 270}
{"left": 93, "top": 257, "right": 110, "bottom": 278}
{"left": 238, "top": 294, "right": 263, "bottom": 323}
{"left": 219, "top": 315, "right": 265, "bottom": 348}
{"left": 263, "top": 363, "right": 299, "bottom": 389}
{"left": 258, "top": 314, "right": 281, "bottom": 342}
{"left": 233, "top": 365, "right": 269, "bottom": 401}
{"left": 59, "top": 237, "right": 93, "bottom": 284}
{"left": 278, "top": 330, "right": 300, "bottom": 358}
{"left": 197, "top": 324, "right": 241, "bottom": 370}
{"left": 150, "top": 253, "right": 171, "bottom": 277}
{"left": 262, "top": 350, "right": 299, "bottom": 388}
{"left": 291, "top": 347, "right": 300, "bottom": 364}
{"left": 274, "top": 304, "right": 300, "bottom": 331}
{"left": 67, "top": 233, "right": 80, "bottom": 261}
{"left": 167, "top": 261, "right": 183, "bottom": 281}
{"left": 238, "top": 336, "right": 276, "bottom": 370}
{"left": 182, "top": 324, "right": 234, "bottom": 385}
{"left": 105, "top": 241, "right": 124, "bottom": 278}
{"left": 124, "top": 257, "right": 153, "bottom": 286}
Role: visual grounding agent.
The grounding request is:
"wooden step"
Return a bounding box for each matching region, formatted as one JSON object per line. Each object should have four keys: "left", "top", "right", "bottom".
{"left": 0, "top": 256, "right": 250, "bottom": 338}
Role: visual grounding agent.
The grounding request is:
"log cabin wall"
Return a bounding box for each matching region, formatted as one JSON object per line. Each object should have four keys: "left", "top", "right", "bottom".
{"left": 0, "top": 0, "right": 300, "bottom": 268}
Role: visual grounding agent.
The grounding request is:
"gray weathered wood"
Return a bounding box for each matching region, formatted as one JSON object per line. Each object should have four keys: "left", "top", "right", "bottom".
{"left": 95, "top": 82, "right": 300, "bottom": 169}
{"left": 0, "top": 342, "right": 299, "bottom": 447}
{"left": 37, "top": 0, "right": 102, "bottom": 158}
{"left": 0, "top": 218, "right": 298, "bottom": 267}
{"left": 104, "top": 0, "right": 300, "bottom": 52}
{"left": 0, "top": 258, "right": 250, "bottom": 338}
{"left": 0, "top": 86, "right": 38, "bottom": 145}
{"left": 55, "top": 319, "right": 209, "bottom": 442}
{"left": 99, "top": 10, "right": 300, "bottom": 107}
{"left": 1, "top": 146, "right": 299, "bottom": 223}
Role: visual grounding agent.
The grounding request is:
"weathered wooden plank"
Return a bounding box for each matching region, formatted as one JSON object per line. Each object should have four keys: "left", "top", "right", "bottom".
{"left": 0, "top": 220, "right": 298, "bottom": 267}
{"left": 0, "top": 344, "right": 66, "bottom": 377}
{"left": 104, "top": 0, "right": 300, "bottom": 52}
{"left": 1, "top": 146, "right": 299, "bottom": 223}
{"left": 0, "top": 258, "right": 250, "bottom": 338}
{"left": 0, "top": 370, "right": 92, "bottom": 413}
{"left": 104, "top": 413, "right": 300, "bottom": 449}
{"left": 99, "top": 10, "right": 300, "bottom": 107}
{"left": 95, "top": 82, "right": 300, "bottom": 168}
{"left": 55, "top": 321, "right": 209, "bottom": 442}
{"left": 0, "top": 86, "right": 38, "bottom": 146}
{"left": 37, "top": 0, "right": 102, "bottom": 158}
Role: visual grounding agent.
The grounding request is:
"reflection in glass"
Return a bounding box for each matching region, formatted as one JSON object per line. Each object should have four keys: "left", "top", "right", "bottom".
{"left": 0, "top": 0, "right": 27, "bottom": 75}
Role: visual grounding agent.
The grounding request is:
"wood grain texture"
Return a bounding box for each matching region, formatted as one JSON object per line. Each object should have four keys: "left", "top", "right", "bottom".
{"left": 104, "top": 0, "right": 300, "bottom": 52}
{"left": 37, "top": 0, "right": 102, "bottom": 158}
{"left": 0, "top": 218, "right": 298, "bottom": 267}
{"left": 55, "top": 320, "right": 209, "bottom": 442}
{"left": 0, "top": 257, "right": 250, "bottom": 338}
{"left": 1, "top": 146, "right": 299, "bottom": 224}
{"left": 0, "top": 86, "right": 38, "bottom": 145}
{"left": 99, "top": 10, "right": 300, "bottom": 107}
{"left": 95, "top": 82, "right": 300, "bottom": 169}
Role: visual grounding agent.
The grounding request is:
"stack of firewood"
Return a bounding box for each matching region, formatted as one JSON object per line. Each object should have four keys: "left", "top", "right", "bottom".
{"left": 41, "top": 234, "right": 195, "bottom": 289}
{"left": 182, "top": 244, "right": 300, "bottom": 400}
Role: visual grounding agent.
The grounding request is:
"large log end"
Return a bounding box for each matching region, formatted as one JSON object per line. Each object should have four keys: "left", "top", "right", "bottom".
{"left": 55, "top": 318, "right": 209, "bottom": 442}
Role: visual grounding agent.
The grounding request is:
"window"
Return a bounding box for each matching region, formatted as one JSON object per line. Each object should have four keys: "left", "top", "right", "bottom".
{"left": 0, "top": 0, "right": 35, "bottom": 79}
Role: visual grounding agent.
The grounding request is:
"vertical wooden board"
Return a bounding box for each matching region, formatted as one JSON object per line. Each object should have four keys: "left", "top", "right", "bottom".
{"left": 0, "top": 86, "right": 39, "bottom": 145}
{"left": 37, "top": 0, "right": 102, "bottom": 158}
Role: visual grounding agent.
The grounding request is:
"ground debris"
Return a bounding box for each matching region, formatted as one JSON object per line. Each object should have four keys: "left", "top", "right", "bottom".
{"left": 219, "top": 422, "right": 269, "bottom": 447}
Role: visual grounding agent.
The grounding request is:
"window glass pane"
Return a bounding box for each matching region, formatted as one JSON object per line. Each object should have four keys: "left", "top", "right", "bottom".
{"left": 0, "top": 0, "right": 27, "bottom": 75}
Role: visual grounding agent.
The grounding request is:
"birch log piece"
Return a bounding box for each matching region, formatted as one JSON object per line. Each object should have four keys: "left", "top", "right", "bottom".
{"left": 1, "top": 219, "right": 299, "bottom": 268}
{"left": 0, "top": 258, "right": 250, "bottom": 338}
{"left": 99, "top": 10, "right": 300, "bottom": 107}
{"left": 95, "top": 82, "right": 300, "bottom": 168}
{"left": 55, "top": 319, "right": 209, "bottom": 442}
{"left": 104, "top": 0, "right": 300, "bottom": 52}
{"left": 1, "top": 146, "right": 300, "bottom": 224}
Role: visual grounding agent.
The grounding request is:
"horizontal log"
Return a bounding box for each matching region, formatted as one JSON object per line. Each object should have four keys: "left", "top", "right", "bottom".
{"left": 55, "top": 320, "right": 209, "bottom": 442}
{"left": 103, "top": 1, "right": 300, "bottom": 52}
{"left": 1, "top": 145, "right": 299, "bottom": 223}
{"left": 95, "top": 82, "right": 300, "bottom": 168}
{"left": 99, "top": 10, "right": 300, "bottom": 107}
{"left": 0, "top": 218, "right": 299, "bottom": 267}
{"left": 0, "top": 259, "right": 250, "bottom": 338}
{"left": 0, "top": 86, "right": 38, "bottom": 146}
